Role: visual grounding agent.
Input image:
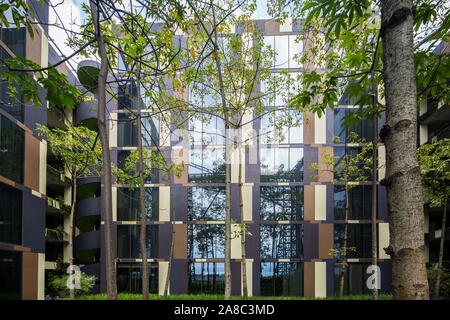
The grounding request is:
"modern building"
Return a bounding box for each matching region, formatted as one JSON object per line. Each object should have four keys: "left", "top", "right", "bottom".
{"left": 0, "top": 9, "right": 392, "bottom": 299}
{"left": 75, "top": 18, "right": 392, "bottom": 298}
{"left": 419, "top": 41, "right": 450, "bottom": 272}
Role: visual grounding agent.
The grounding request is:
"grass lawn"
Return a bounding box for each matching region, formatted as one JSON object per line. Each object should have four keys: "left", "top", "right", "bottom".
{"left": 73, "top": 293, "right": 393, "bottom": 300}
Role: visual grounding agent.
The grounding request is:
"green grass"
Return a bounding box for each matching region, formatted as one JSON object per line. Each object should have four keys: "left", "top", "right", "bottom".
{"left": 73, "top": 293, "right": 393, "bottom": 300}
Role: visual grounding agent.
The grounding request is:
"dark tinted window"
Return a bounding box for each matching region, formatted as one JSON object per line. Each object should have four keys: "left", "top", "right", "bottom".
{"left": 260, "top": 262, "right": 303, "bottom": 296}
{"left": 334, "top": 224, "right": 371, "bottom": 258}
{"left": 0, "top": 182, "right": 22, "bottom": 245}
{"left": 117, "top": 225, "right": 158, "bottom": 259}
{"left": 117, "top": 187, "right": 158, "bottom": 221}
{"left": 117, "top": 113, "right": 158, "bottom": 147}
{"left": 334, "top": 108, "right": 373, "bottom": 142}
{"left": 0, "top": 250, "right": 22, "bottom": 299}
{"left": 334, "top": 263, "right": 371, "bottom": 295}
{"left": 117, "top": 263, "right": 158, "bottom": 293}
{"left": 0, "top": 115, "right": 24, "bottom": 183}
{"left": 334, "top": 185, "right": 373, "bottom": 220}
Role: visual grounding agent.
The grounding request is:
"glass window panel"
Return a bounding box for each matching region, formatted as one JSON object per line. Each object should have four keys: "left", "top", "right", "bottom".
{"left": 188, "top": 148, "right": 225, "bottom": 183}
{"left": 117, "top": 263, "right": 158, "bottom": 293}
{"left": 0, "top": 115, "right": 24, "bottom": 183}
{"left": 260, "top": 224, "right": 303, "bottom": 259}
{"left": 188, "top": 262, "right": 225, "bottom": 295}
{"left": 289, "top": 35, "right": 303, "bottom": 68}
{"left": 260, "top": 186, "right": 304, "bottom": 221}
{"left": 334, "top": 224, "right": 371, "bottom": 258}
{"left": 188, "top": 187, "right": 226, "bottom": 220}
{"left": 188, "top": 224, "right": 225, "bottom": 259}
{"left": 0, "top": 182, "right": 22, "bottom": 245}
{"left": 260, "top": 147, "right": 303, "bottom": 182}
{"left": 0, "top": 250, "right": 22, "bottom": 299}
{"left": 334, "top": 263, "right": 371, "bottom": 296}
{"left": 274, "top": 36, "right": 289, "bottom": 68}
{"left": 260, "top": 262, "right": 304, "bottom": 296}
{"left": 117, "top": 187, "right": 159, "bottom": 221}
{"left": 117, "top": 225, "right": 158, "bottom": 259}
{"left": 264, "top": 36, "right": 275, "bottom": 67}
{"left": 334, "top": 185, "right": 373, "bottom": 220}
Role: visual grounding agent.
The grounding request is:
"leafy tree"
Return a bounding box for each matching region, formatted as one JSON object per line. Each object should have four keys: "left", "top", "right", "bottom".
{"left": 267, "top": 0, "right": 449, "bottom": 299}
{"left": 418, "top": 138, "right": 450, "bottom": 299}
{"left": 37, "top": 124, "right": 102, "bottom": 299}
{"left": 48, "top": 272, "right": 97, "bottom": 299}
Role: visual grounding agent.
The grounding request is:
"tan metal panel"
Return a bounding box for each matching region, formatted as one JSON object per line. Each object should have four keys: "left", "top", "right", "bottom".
{"left": 304, "top": 185, "right": 315, "bottom": 221}
{"left": 24, "top": 132, "right": 40, "bottom": 191}
{"left": 173, "top": 224, "right": 187, "bottom": 259}
{"left": 22, "top": 252, "right": 39, "bottom": 300}
{"left": 318, "top": 223, "right": 333, "bottom": 259}
{"left": 304, "top": 261, "right": 315, "bottom": 297}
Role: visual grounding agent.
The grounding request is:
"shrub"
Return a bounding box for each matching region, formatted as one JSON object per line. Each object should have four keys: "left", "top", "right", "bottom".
{"left": 48, "top": 272, "right": 96, "bottom": 298}
{"left": 427, "top": 266, "right": 450, "bottom": 297}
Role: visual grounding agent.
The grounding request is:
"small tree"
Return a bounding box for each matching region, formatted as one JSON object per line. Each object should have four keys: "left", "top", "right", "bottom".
{"left": 310, "top": 132, "right": 375, "bottom": 299}
{"left": 418, "top": 138, "right": 450, "bottom": 299}
{"left": 37, "top": 125, "right": 102, "bottom": 299}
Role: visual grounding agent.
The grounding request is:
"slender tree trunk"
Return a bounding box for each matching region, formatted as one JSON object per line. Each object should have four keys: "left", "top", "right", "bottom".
{"left": 136, "top": 70, "right": 149, "bottom": 300}
{"left": 239, "top": 143, "right": 248, "bottom": 299}
{"left": 339, "top": 185, "right": 349, "bottom": 299}
{"left": 380, "top": 0, "right": 428, "bottom": 299}
{"left": 434, "top": 181, "right": 447, "bottom": 300}
{"left": 90, "top": 0, "right": 117, "bottom": 300}
{"left": 211, "top": 13, "right": 231, "bottom": 300}
{"left": 69, "top": 176, "right": 77, "bottom": 300}
{"left": 371, "top": 69, "right": 379, "bottom": 300}
{"left": 164, "top": 173, "right": 176, "bottom": 297}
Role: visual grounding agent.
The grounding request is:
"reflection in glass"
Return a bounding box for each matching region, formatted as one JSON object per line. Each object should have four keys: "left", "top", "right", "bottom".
{"left": 334, "top": 263, "right": 371, "bottom": 296}
{"left": 260, "top": 186, "right": 304, "bottom": 221}
{"left": 117, "top": 113, "right": 159, "bottom": 147}
{"left": 260, "top": 110, "right": 303, "bottom": 144}
{"left": 117, "top": 187, "right": 159, "bottom": 221}
{"left": 260, "top": 147, "right": 303, "bottom": 182}
{"left": 288, "top": 35, "right": 303, "bottom": 68}
{"left": 260, "top": 224, "right": 303, "bottom": 259}
{"left": 188, "top": 148, "right": 225, "bottom": 183}
{"left": 188, "top": 187, "right": 226, "bottom": 220}
{"left": 188, "top": 262, "right": 225, "bottom": 294}
{"left": 334, "top": 108, "right": 373, "bottom": 142}
{"left": 117, "top": 263, "right": 158, "bottom": 293}
{"left": 260, "top": 262, "right": 303, "bottom": 296}
{"left": 274, "top": 35, "right": 289, "bottom": 68}
{"left": 334, "top": 224, "right": 371, "bottom": 258}
{"left": 334, "top": 185, "right": 373, "bottom": 220}
{"left": 117, "top": 225, "right": 158, "bottom": 259}
{"left": 117, "top": 150, "right": 159, "bottom": 183}
{"left": 188, "top": 224, "right": 225, "bottom": 259}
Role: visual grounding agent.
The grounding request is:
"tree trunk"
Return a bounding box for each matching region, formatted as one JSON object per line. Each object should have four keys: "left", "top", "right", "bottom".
{"left": 371, "top": 69, "right": 379, "bottom": 300}
{"left": 380, "top": 0, "right": 428, "bottom": 299}
{"left": 239, "top": 143, "right": 248, "bottom": 299}
{"left": 69, "top": 176, "right": 77, "bottom": 300}
{"left": 136, "top": 70, "right": 149, "bottom": 300}
{"left": 339, "top": 185, "right": 350, "bottom": 299}
{"left": 164, "top": 173, "right": 176, "bottom": 297}
{"left": 90, "top": 0, "right": 117, "bottom": 300}
{"left": 211, "top": 13, "right": 231, "bottom": 300}
{"left": 434, "top": 181, "right": 447, "bottom": 300}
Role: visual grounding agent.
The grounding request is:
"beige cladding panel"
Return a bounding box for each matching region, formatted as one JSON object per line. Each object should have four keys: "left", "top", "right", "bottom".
{"left": 314, "top": 261, "right": 326, "bottom": 298}
{"left": 159, "top": 112, "right": 171, "bottom": 147}
{"left": 314, "top": 185, "right": 326, "bottom": 221}
{"left": 314, "top": 112, "right": 326, "bottom": 145}
{"left": 109, "top": 113, "right": 118, "bottom": 147}
{"left": 242, "top": 184, "right": 252, "bottom": 221}
{"left": 265, "top": 20, "right": 280, "bottom": 34}
{"left": 38, "top": 253, "right": 45, "bottom": 300}
{"left": 39, "top": 140, "right": 47, "bottom": 195}
{"left": 112, "top": 187, "right": 117, "bottom": 221}
{"left": 41, "top": 30, "right": 48, "bottom": 71}
{"left": 26, "top": 26, "right": 42, "bottom": 66}
{"left": 231, "top": 148, "right": 245, "bottom": 183}
{"left": 304, "top": 111, "right": 315, "bottom": 145}
{"left": 318, "top": 146, "right": 333, "bottom": 182}
{"left": 159, "top": 186, "right": 170, "bottom": 221}
{"left": 231, "top": 224, "right": 242, "bottom": 259}
{"left": 158, "top": 261, "right": 169, "bottom": 295}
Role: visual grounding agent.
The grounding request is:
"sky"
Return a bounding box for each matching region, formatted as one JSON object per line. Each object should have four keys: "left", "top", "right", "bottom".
{"left": 48, "top": 0, "right": 272, "bottom": 72}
